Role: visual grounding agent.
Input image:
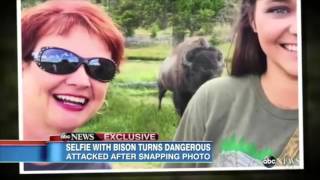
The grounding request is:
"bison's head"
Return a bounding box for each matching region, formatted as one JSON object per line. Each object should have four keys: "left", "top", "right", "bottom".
{"left": 182, "top": 46, "right": 224, "bottom": 93}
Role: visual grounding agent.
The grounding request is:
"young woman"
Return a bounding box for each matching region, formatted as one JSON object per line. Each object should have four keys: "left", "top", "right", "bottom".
{"left": 165, "top": 0, "right": 299, "bottom": 168}
{"left": 22, "top": 0, "right": 124, "bottom": 170}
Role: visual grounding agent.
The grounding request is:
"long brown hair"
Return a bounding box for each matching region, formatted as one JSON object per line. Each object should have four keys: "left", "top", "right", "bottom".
{"left": 231, "top": 0, "right": 266, "bottom": 76}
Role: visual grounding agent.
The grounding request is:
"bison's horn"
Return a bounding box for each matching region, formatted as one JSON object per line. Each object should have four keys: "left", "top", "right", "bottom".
{"left": 199, "top": 38, "right": 210, "bottom": 47}
{"left": 182, "top": 57, "right": 192, "bottom": 67}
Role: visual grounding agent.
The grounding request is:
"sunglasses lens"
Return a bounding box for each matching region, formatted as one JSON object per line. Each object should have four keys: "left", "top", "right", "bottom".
{"left": 36, "top": 47, "right": 117, "bottom": 82}
{"left": 40, "top": 48, "right": 79, "bottom": 74}
{"left": 87, "top": 58, "right": 116, "bottom": 82}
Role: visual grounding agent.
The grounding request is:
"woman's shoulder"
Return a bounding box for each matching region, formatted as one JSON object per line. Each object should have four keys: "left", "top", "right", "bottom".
{"left": 199, "top": 74, "right": 258, "bottom": 95}
{"left": 189, "top": 74, "right": 259, "bottom": 110}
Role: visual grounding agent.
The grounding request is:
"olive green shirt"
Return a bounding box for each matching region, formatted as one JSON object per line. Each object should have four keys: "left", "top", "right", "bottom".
{"left": 164, "top": 75, "right": 298, "bottom": 168}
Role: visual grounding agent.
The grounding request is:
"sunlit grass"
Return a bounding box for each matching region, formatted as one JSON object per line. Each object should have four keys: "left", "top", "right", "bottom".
{"left": 115, "top": 60, "right": 161, "bottom": 83}
{"left": 79, "top": 86, "right": 178, "bottom": 140}
{"left": 125, "top": 44, "right": 172, "bottom": 60}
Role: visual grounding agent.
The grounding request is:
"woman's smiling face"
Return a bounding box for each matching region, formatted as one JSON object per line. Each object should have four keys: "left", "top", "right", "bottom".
{"left": 23, "top": 26, "right": 110, "bottom": 137}
{"left": 252, "top": 0, "right": 297, "bottom": 78}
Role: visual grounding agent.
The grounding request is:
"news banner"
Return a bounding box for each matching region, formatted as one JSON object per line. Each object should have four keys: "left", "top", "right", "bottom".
{"left": 0, "top": 133, "right": 213, "bottom": 163}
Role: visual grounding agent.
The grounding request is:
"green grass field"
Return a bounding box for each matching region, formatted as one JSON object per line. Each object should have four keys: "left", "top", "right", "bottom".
{"left": 79, "top": 26, "right": 233, "bottom": 169}
{"left": 125, "top": 44, "right": 172, "bottom": 60}
{"left": 79, "top": 60, "right": 179, "bottom": 140}
{"left": 80, "top": 85, "right": 179, "bottom": 140}
{"left": 79, "top": 60, "right": 178, "bottom": 169}
{"left": 116, "top": 61, "right": 162, "bottom": 83}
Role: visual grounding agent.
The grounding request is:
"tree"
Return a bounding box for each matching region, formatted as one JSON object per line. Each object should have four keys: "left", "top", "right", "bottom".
{"left": 22, "top": 0, "right": 47, "bottom": 9}
{"left": 109, "top": 0, "right": 225, "bottom": 46}
{"left": 169, "top": 0, "right": 224, "bottom": 45}
{"left": 215, "top": 0, "right": 240, "bottom": 25}
{"left": 95, "top": 0, "right": 141, "bottom": 36}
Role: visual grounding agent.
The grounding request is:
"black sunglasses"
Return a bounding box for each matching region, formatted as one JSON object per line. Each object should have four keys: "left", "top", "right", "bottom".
{"left": 31, "top": 47, "right": 117, "bottom": 82}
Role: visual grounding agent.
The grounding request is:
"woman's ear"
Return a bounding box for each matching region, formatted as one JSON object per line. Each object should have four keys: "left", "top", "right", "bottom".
{"left": 250, "top": 18, "right": 257, "bottom": 33}
{"left": 249, "top": 12, "right": 257, "bottom": 33}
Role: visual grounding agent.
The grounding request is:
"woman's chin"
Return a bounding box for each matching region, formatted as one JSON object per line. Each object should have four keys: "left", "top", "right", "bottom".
{"left": 47, "top": 102, "right": 92, "bottom": 132}
{"left": 48, "top": 117, "right": 87, "bottom": 134}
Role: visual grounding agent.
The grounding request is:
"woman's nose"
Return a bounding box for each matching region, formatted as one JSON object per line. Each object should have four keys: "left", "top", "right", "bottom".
{"left": 65, "top": 65, "right": 91, "bottom": 88}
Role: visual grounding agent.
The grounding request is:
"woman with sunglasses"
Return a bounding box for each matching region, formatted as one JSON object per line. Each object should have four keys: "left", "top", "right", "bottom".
{"left": 22, "top": 0, "right": 124, "bottom": 170}
{"left": 165, "top": 0, "right": 299, "bottom": 168}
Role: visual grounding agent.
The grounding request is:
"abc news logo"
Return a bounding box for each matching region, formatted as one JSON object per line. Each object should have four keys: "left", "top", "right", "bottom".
{"left": 262, "top": 156, "right": 276, "bottom": 168}
{"left": 60, "top": 132, "right": 96, "bottom": 141}
{"left": 263, "top": 155, "right": 299, "bottom": 168}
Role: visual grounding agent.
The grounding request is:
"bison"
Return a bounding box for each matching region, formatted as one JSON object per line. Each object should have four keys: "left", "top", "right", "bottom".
{"left": 158, "top": 37, "right": 224, "bottom": 116}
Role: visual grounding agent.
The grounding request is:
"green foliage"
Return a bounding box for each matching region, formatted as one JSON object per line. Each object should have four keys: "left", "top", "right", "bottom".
{"left": 109, "top": 0, "right": 142, "bottom": 36}
{"left": 170, "top": 0, "right": 223, "bottom": 35}
{"left": 209, "top": 23, "right": 233, "bottom": 45}
{"left": 209, "top": 34, "right": 221, "bottom": 45}
{"left": 169, "top": 0, "right": 225, "bottom": 44}
{"left": 108, "top": 0, "right": 226, "bottom": 44}
{"left": 150, "top": 23, "right": 159, "bottom": 38}
{"left": 23, "top": 0, "right": 239, "bottom": 46}
{"left": 21, "top": 0, "right": 46, "bottom": 9}
{"left": 215, "top": 0, "right": 240, "bottom": 24}
{"left": 216, "top": 42, "right": 234, "bottom": 61}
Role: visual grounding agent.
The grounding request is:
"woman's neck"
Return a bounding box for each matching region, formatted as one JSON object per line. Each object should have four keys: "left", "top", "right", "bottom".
{"left": 23, "top": 123, "right": 58, "bottom": 141}
{"left": 23, "top": 116, "right": 69, "bottom": 141}
{"left": 261, "top": 67, "right": 298, "bottom": 110}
